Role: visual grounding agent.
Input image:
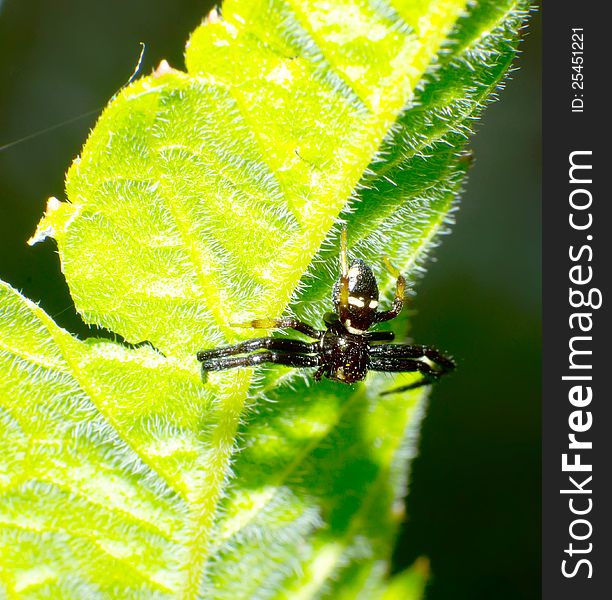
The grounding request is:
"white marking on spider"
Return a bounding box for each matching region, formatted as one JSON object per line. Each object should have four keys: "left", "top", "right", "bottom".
{"left": 344, "top": 319, "right": 365, "bottom": 335}
{"left": 348, "top": 296, "right": 365, "bottom": 308}
{"left": 420, "top": 356, "right": 437, "bottom": 369}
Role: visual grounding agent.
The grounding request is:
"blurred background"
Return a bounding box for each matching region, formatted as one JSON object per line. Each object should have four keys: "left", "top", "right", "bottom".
{"left": 0, "top": 2, "right": 540, "bottom": 598}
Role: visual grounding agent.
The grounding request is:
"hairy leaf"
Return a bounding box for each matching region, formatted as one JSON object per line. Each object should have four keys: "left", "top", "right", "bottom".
{"left": 1, "top": 0, "right": 529, "bottom": 597}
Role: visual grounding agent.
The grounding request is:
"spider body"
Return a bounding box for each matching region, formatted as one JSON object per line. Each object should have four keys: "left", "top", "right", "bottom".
{"left": 319, "top": 323, "right": 370, "bottom": 383}
{"left": 197, "top": 229, "right": 455, "bottom": 394}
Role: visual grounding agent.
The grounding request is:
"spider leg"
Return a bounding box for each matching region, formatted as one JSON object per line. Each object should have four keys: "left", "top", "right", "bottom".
{"left": 337, "top": 226, "right": 351, "bottom": 325}
{"left": 230, "top": 317, "right": 323, "bottom": 339}
{"left": 368, "top": 344, "right": 455, "bottom": 394}
{"left": 373, "top": 257, "right": 406, "bottom": 324}
{"left": 199, "top": 350, "right": 320, "bottom": 373}
{"left": 197, "top": 338, "right": 316, "bottom": 361}
{"left": 369, "top": 344, "right": 454, "bottom": 365}
{"left": 369, "top": 357, "right": 444, "bottom": 394}
{"left": 367, "top": 331, "right": 395, "bottom": 342}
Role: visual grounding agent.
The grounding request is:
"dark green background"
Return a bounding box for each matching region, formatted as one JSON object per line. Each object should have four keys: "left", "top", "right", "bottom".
{"left": 0, "top": 2, "right": 541, "bottom": 598}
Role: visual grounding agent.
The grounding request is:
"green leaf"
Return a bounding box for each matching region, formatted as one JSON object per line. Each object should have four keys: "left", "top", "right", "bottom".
{"left": 380, "top": 558, "right": 429, "bottom": 600}
{"left": 1, "top": 0, "right": 529, "bottom": 597}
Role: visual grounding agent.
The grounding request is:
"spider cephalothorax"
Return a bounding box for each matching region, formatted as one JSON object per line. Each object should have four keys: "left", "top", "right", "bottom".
{"left": 197, "top": 228, "right": 455, "bottom": 394}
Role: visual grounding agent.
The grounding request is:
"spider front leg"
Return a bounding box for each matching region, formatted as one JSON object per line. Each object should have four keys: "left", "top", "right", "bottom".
{"left": 336, "top": 226, "right": 352, "bottom": 326}
{"left": 199, "top": 350, "right": 320, "bottom": 373}
{"left": 373, "top": 257, "right": 406, "bottom": 324}
{"left": 231, "top": 317, "right": 323, "bottom": 339}
{"left": 369, "top": 344, "right": 455, "bottom": 394}
{"left": 198, "top": 337, "right": 319, "bottom": 382}
{"left": 197, "top": 337, "right": 317, "bottom": 362}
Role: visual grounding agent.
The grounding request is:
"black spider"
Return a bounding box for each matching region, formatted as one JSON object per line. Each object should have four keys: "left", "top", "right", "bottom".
{"left": 197, "top": 228, "right": 455, "bottom": 395}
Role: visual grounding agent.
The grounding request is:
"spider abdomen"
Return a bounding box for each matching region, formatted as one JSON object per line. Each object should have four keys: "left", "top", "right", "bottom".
{"left": 320, "top": 328, "right": 369, "bottom": 383}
